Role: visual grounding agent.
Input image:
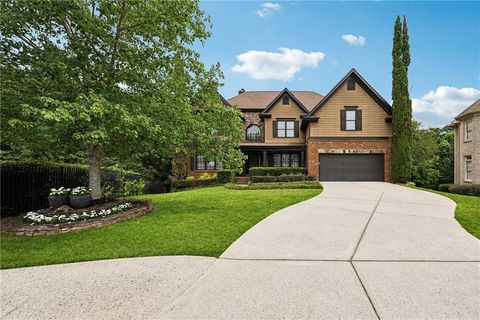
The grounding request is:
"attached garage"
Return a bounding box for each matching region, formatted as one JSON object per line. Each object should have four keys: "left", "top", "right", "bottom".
{"left": 319, "top": 153, "right": 384, "bottom": 181}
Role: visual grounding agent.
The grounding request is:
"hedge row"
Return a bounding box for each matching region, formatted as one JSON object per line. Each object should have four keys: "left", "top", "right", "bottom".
{"left": 217, "top": 170, "right": 235, "bottom": 183}
{"left": 438, "top": 183, "right": 480, "bottom": 197}
{"left": 252, "top": 175, "right": 310, "bottom": 183}
{"left": 225, "top": 181, "right": 322, "bottom": 190}
{"left": 171, "top": 178, "right": 218, "bottom": 190}
{"left": 249, "top": 167, "right": 307, "bottom": 176}
{"left": 0, "top": 162, "right": 162, "bottom": 217}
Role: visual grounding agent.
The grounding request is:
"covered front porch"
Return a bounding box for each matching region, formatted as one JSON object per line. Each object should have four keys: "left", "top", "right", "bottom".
{"left": 240, "top": 144, "right": 306, "bottom": 175}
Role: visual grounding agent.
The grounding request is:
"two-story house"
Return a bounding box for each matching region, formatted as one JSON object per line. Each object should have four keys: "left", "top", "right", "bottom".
{"left": 189, "top": 69, "right": 393, "bottom": 181}
{"left": 452, "top": 99, "right": 480, "bottom": 184}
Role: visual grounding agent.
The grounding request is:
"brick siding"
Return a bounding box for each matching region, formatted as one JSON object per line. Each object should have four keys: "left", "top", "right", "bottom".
{"left": 306, "top": 138, "right": 392, "bottom": 182}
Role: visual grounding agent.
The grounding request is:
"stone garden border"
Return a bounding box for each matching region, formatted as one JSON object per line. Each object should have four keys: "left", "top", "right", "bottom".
{"left": 1, "top": 199, "right": 153, "bottom": 236}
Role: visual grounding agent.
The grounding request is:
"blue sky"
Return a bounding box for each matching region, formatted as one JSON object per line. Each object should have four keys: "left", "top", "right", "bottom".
{"left": 194, "top": 0, "right": 480, "bottom": 128}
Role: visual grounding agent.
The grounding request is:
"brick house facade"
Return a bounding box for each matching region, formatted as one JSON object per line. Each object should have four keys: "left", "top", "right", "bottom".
{"left": 188, "top": 69, "right": 393, "bottom": 182}
{"left": 452, "top": 99, "right": 480, "bottom": 184}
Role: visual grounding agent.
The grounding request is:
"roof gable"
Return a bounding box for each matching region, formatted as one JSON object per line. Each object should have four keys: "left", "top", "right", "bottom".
{"left": 308, "top": 69, "right": 392, "bottom": 116}
{"left": 455, "top": 99, "right": 480, "bottom": 119}
{"left": 260, "top": 88, "right": 310, "bottom": 114}
{"left": 227, "top": 91, "right": 323, "bottom": 111}
{"left": 218, "top": 93, "right": 231, "bottom": 106}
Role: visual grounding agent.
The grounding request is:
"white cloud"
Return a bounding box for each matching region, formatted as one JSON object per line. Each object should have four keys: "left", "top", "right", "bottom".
{"left": 342, "top": 34, "right": 366, "bottom": 47}
{"left": 232, "top": 48, "right": 326, "bottom": 81}
{"left": 412, "top": 86, "right": 480, "bottom": 127}
{"left": 256, "top": 2, "right": 281, "bottom": 17}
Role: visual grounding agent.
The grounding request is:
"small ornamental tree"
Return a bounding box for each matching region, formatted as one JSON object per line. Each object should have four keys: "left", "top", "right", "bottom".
{"left": 2, "top": 0, "right": 243, "bottom": 199}
{"left": 391, "top": 15, "right": 413, "bottom": 183}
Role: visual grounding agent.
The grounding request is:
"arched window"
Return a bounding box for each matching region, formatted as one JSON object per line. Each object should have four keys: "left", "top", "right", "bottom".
{"left": 246, "top": 124, "right": 261, "bottom": 142}
{"left": 347, "top": 78, "right": 356, "bottom": 90}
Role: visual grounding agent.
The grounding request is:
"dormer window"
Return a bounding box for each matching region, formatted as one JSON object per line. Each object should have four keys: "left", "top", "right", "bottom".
{"left": 347, "top": 78, "right": 356, "bottom": 91}
{"left": 282, "top": 95, "right": 289, "bottom": 105}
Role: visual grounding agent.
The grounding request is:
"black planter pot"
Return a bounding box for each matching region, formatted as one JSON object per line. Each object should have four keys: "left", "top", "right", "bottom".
{"left": 48, "top": 195, "right": 69, "bottom": 209}
{"left": 69, "top": 195, "right": 92, "bottom": 209}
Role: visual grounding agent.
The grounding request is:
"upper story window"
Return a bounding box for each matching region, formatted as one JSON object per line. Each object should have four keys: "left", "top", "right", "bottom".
{"left": 465, "top": 156, "right": 472, "bottom": 181}
{"left": 347, "top": 78, "right": 356, "bottom": 90}
{"left": 282, "top": 95, "right": 290, "bottom": 105}
{"left": 465, "top": 120, "right": 473, "bottom": 141}
{"left": 246, "top": 124, "right": 261, "bottom": 142}
{"left": 346, "top": 110, "right": 356, "bottom": 130}
{"left": 275, "top": 119, "right": 297, "bottom": 138}
{"left": 341, "top": 107, "right": 362, "bottom": 131}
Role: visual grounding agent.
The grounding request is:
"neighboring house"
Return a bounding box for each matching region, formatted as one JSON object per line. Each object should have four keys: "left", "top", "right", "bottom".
{"left": 452, "top": 99, "right": 480, "bottom": 184}
{"left": 189, "top": 69, "right": 393, "bottom": 181}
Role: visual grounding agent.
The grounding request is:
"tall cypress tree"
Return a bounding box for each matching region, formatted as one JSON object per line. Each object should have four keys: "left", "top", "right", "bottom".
{"left": 391, "top": 15, "right": 413, "bottom": 183}
{"left": 402, "top": 15, "right": 411, "bottom": 70}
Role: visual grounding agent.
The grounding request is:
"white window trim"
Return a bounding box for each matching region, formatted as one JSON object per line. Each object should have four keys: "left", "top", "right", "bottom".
{"left": 465, "top": 120, "right": 473, "bottom": 142}
{"left": 345, "top": 110, "right": 356, "bottom": 131}
{"left": 464, "top": 157, "right": 473, "bottom": 182}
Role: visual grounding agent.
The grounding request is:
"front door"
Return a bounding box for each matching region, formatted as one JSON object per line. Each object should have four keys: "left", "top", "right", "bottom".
{"left": 244, "top": 153, "right": 262, "bottom": 174}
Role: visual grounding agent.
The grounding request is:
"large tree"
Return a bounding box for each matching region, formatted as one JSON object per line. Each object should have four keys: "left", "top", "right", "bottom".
{"left": 2, "top": 0, "right": 243, "bottom": 199}
{"left": 391, "top": 15, "right": 413, "bottom": 183}
{"left": 411, "top": 121, "right": 440, "bottom": 187}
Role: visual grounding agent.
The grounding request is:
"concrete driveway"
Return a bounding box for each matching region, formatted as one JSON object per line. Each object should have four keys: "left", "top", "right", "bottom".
{"left": 1, "top": 182, "right": 479, "bottom": 319}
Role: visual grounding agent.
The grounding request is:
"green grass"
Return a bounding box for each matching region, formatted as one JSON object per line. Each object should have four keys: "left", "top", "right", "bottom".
{"left": 412, "top": 186, "right": 480, "bottom": 239}
{"left": 225, "top": 181, "right": 323, "bottom": 190}
{"left": 0, "top": 187, "right": 320, "bottom": 269}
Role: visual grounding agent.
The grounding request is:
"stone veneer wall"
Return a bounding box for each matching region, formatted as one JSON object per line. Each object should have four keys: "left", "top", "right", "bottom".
{"left": 306, "top": 138, "right": 392, "bottom": 182}
{"left": 242, "top": 111, "right": 264, "bottom": 142}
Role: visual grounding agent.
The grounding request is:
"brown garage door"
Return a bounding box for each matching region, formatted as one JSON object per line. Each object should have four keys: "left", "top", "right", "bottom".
{"left": 319, "top": 154, "right": 384, "bottom": 181}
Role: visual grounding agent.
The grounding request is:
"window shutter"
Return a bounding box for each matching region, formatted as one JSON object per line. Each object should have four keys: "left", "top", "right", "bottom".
{"left": 294, "top": 120, "right": 299, "bottom": 137}
{"left": 356, "top": 110, "right": 362, "bottom": 131}
{"left": 340, "top": 110, "right": 346, "bottom": 131}
{"left": 273, "top": 121, "right": 278, "bottom": 138}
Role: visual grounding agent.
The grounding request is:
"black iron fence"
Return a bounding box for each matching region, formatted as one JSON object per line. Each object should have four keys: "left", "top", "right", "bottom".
{"left": 1, "top": 162, "right": 163, "bottom": 217}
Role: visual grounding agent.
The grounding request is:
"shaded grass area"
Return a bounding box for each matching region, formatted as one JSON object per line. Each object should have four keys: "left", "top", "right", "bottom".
{"left": 0, "top": 187, "right": 320, "bottom": 269}
{"left": 413, "top": 186, "right": 480, "bottom": 239}
{"left": 225, "top": 181, "right": 322, "bottom": 190}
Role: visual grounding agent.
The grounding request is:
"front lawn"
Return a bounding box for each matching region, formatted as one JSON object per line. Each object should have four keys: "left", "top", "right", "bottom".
{"left": 0, "top": 187, "right": 320, "bottom": 269}
{"left": 413, "top": 187, "right": 480, "bottom": 239}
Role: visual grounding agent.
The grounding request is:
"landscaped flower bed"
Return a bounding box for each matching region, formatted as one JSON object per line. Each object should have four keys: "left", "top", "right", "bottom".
{"left": 2, "top": 199, "right": 153, "bottom": 236}
{"left": 24, "top": 203, "right": 133, "bottom": 224}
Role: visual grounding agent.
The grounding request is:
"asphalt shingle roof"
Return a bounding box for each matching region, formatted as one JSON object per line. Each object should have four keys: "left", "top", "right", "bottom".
{"left": 227, "top": 91, "right": 323, "bottom": 111}
{"left": 455, "top": 99, "right": 480, "bottom": 119}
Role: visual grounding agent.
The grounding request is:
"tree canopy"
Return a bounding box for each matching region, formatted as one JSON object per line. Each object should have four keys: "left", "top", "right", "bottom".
{"left": 1, "top": 0, "right": 244, "bottom": 198}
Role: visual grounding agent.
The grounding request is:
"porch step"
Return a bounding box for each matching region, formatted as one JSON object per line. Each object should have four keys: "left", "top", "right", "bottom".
{"left": 235, "top": 176, "right": 250, "bottom": 185}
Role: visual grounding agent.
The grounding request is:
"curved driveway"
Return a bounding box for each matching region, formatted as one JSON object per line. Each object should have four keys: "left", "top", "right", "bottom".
{"left": 2, "top": 182, "right": 479, "bottom": 319}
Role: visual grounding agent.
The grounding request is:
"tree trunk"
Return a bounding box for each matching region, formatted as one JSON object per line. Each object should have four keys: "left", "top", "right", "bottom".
{"left": 88, "top": 145, "right": 103, "bottom": 200}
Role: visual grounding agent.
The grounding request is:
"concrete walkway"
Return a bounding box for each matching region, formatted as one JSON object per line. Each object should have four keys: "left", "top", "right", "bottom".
{"left": 1, "top": 182, "right": 479, "bottom": 319}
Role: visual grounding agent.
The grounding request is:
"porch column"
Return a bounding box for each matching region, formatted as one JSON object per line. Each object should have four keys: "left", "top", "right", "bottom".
{"left": 262, "top": 151, "right": 268, "bottom": 166}
{"left": 300, "top": 151, "right": 305, "bottom": 167}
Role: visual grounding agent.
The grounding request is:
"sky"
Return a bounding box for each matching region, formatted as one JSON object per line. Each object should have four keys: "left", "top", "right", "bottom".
{"left": 193, "top": 0, "right": 480, "bottom": 128}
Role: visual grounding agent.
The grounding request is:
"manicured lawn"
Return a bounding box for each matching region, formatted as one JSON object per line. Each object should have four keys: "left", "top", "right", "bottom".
{"left": 413, "top": 187, "right": 480, "bottom": 239}
{"left": 0, "top": 187, "right": 320, "bottom": 269}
